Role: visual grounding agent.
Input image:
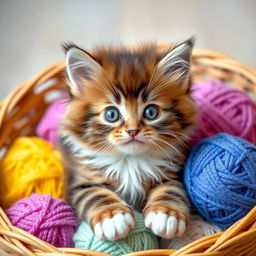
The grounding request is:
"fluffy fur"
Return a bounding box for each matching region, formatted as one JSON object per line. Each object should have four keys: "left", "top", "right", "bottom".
{"left": 59, "top": 39, "right": 198, "bottom": 240}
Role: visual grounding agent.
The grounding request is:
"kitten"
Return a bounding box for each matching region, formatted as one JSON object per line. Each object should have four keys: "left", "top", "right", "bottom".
{"left": 59, "top": 39, "right": 198, "bottom": 241}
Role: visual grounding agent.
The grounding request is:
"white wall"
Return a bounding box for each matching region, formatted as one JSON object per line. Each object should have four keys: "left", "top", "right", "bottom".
{"left": 0, "top": 0, "right": 255, "bottom": 100}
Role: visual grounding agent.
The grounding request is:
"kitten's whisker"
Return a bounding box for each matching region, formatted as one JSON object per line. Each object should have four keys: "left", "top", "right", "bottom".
{"left": 154, "top": 137, "right": 184, "bottom": 160}
{"left": 158, "top": 129, "right": 191, "bottom": 140}
{"left": 171, "top": 131, "right": 191, "bottom": 140}
{"left": 97, "top": 143, "right": 112, "bottom": 153}
{"left": 151, "top": 139, "right": 172, "bottom": 163}
{"left": 75, "top": 140, "right": 106, "bottom": 158}
{"left": 93, "top": 144, "right": 109, "bottom": 154}
{"left": 86, "top": 138, "right": 105, "bottom": 145}
{"left": 164, "top": 134, "right": 187, "bottom": 148}
{"left": 92, "top": 141, "right": 106, "bottom": 148}
{"left": 96, "top": 141, "right": 116, "bottom": 154}
{"left": 158, "top": 131, "right": 188, "bottom": 149}
{"left": 90, "top": 140, "right": 112, "bottom": 154}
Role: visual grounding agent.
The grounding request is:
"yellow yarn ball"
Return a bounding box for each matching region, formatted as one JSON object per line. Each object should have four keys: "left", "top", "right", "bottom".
{"left": 0, "top": 137, "right": 65, "bottom": 209}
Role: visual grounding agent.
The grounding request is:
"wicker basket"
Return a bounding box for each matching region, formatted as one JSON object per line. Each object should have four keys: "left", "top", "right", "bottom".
{"left": 1, "top": 47, "right": 256, "bottom": 256}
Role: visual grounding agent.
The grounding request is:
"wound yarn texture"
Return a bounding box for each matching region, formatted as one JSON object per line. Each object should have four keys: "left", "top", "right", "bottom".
{"left": 184, "top": 133, "right": 256, "bottom": 227}
{"left": 190, "top": 80, "right": 256, "bottom": 146}
{"left": 7, "top": 193, "right": 78, "bottom": 247}
{"left": 74, "top": 211, "right": 158, "bottom": 254}
{"left": 0, "top": 137, "right": 65, "bottom": 209}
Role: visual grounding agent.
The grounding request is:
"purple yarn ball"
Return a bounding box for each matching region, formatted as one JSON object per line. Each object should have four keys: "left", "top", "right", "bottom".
{"left": 184, "top": 133, "right": 256, "bottom": 228}
{"left": 7, "top": 193, "right": 78, "bottom": 247}
{"left": 190, "top": 80, "right": 256, "bottom": 146}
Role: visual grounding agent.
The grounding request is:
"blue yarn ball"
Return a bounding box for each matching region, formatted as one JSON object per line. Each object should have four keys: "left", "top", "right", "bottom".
{"left": 184, "top": 133, "right": 256, "bottom": 228}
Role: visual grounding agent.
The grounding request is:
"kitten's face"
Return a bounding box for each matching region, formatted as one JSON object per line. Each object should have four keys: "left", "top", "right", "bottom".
{"left": 62, "top": 41, "right": 198, "bottom": 156}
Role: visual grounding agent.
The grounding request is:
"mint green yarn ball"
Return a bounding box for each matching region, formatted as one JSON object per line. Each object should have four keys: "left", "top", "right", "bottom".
{"left": 74, "top": 211, "right": 159, "bottom": 255}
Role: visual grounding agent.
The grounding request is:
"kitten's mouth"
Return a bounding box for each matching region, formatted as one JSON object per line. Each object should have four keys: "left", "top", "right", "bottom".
{"left": 123, "top": 138, "right": 144, "bottom": 145}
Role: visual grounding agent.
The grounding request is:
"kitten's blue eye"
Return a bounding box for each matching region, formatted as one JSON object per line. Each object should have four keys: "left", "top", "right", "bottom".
{"left": 104, "top": 107, "right": 121, "bottom": 122}
{"left": 144, "top": 105, "right": 159, "bottom": 120}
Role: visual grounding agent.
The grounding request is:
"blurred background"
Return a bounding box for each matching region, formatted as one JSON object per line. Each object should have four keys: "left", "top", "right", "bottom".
{"left": 0, "top": 0, "right": 256, "bottom": 100}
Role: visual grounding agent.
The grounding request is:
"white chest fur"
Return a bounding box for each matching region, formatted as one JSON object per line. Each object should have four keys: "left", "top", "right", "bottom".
{"left": 85, "top": 153, "right": 171, "bottom": 202}
{"left": 60, "top": 132, "right": 175, "bottom": 203}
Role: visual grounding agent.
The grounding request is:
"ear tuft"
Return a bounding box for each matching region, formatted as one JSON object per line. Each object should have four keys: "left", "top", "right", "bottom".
{"left": 62, "top": 42, "right": 78, "bottom": 53}
{"left": 158, "top": 37, "right": 195, "bottom": 82}
{"left": 65, "top": 46, "right": 103, "bottom": 94}
{"left": 183, "top": 36, "right": 195, "bottom": 48}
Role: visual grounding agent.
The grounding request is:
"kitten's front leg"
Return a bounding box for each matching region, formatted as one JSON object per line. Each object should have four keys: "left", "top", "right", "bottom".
{"left": 143, "top": 180, "right": 190, "bottom": 238}
{"left": 71, "top": 183, "right": 134, "bottom": 241}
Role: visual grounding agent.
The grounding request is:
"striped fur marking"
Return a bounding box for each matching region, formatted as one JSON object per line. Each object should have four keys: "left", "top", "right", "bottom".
{"left": 60, "top": 131, "right": 180, "bottom": 204}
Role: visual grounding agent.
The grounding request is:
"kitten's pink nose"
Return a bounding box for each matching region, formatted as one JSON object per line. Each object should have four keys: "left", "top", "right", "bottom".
{"left": 127, "top": 129, "right": 140, "bottom": 137}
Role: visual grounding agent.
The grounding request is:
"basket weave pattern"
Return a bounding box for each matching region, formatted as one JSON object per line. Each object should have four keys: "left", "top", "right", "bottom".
{"left": 0, "top": 48, "right": 256, "bottom": 256}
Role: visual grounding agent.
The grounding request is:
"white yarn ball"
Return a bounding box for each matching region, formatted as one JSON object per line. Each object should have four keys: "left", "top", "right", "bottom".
{"left": 160, "top": 215, "right": 224, "bottom": 250}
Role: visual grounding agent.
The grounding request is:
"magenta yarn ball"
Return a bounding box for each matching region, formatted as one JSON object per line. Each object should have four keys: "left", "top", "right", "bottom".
{"left": 36, "top": 95, "right": 67, "bottom": 146}
{"left": 6, "top": 194, "right": 78, "bottom": 247}
{"left": 190, "top": 80, "right": 256, "bottom": 146}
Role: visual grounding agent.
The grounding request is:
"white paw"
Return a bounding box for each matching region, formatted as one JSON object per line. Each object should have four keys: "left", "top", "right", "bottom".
{"left": 145, "top": 211, "right": 186, "bottom": 238}
{"left": 94, "top": 212, "right": 134, "bottom": 241}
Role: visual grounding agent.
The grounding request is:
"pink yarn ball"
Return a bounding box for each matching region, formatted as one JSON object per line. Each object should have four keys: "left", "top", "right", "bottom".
{"left": 190, "top": 80, "right": 256, "bottom": 146}
{"left": 6, "top": 193, "right": 78, "bottom": 247}
{"left": 36, "top": 95, "right": 68, "bottom": 146}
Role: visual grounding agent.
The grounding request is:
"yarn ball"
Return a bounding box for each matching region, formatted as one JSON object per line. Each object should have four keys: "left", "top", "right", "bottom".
{"left": 74, "top": 211, "right": 159, "bottom": 254}
{"left": 190, "top": 80, "right": 256, "bottom": 146}
{"left": 6, "top": 193, "right": 78, "bottom": 247}
{"left": 184, "top": 133, "right": 256, "bottom": 227}
{"left": 0, "top": 137, "right": 65, "bottom": 209}
{"left": 160, "top": 215, "right": 224, "bottom": 250}
{"left": 36, "top": 95, "right": 67, "bottom": 146}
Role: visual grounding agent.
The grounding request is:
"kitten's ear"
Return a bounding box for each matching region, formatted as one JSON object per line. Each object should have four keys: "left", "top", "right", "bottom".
{"left": 65, "top": 46, "right": 103, "bottom": 94}
{"left": 158, "top": 38, "right": 194, "bottom": 83}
